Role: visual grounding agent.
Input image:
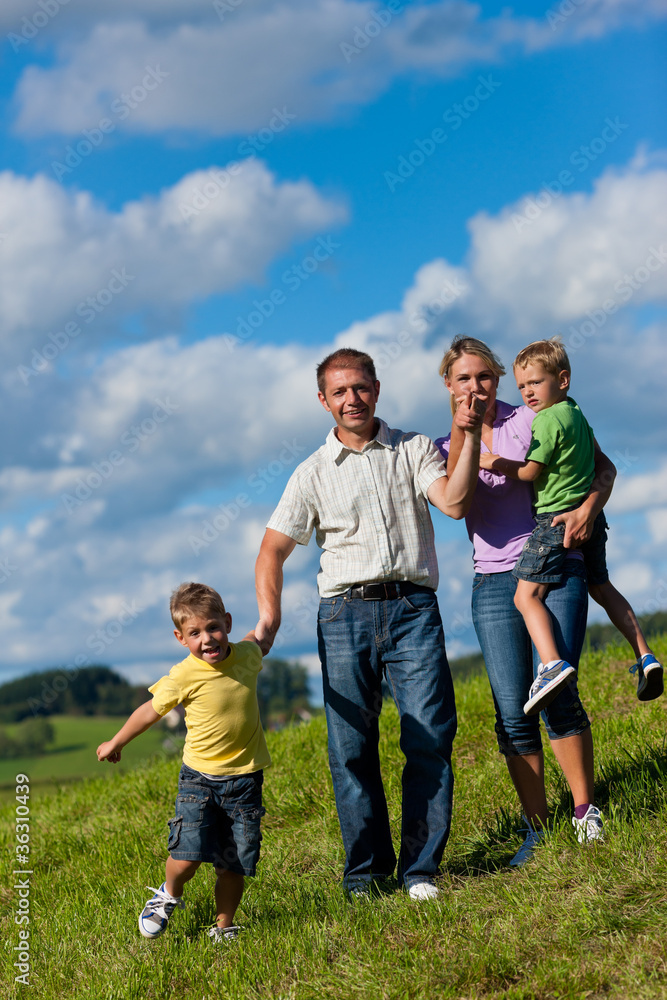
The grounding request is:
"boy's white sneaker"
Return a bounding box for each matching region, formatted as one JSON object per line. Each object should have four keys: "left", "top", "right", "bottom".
{"left": 631, "top": 653, "right": 664, "bottom": 702}
{"left": 572, "top": 806, "right": 604, "bottom": 844}
{"left": 524, "top": 660, "right": 576, "bottom": 716}
{"left": 138, "top": 883, "right": 184, "bottom": 938}
{"left": 208, "top": 924, "right": 241, "bottom": 944}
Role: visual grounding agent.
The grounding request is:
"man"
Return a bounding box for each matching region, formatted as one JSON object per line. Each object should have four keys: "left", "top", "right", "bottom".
{"left": 254, "top": 347, "right": 483, "bottom": 900}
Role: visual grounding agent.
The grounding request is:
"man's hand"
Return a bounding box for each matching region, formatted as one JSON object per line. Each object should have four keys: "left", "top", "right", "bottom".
{"left": 253, "top": 618, "right": 279, "bottom": 656}
{"left": 551, "top": 507, "right": 595, "bottom": 549}
{"left": 453, "top": 390, "right": 485, "bottom": 432}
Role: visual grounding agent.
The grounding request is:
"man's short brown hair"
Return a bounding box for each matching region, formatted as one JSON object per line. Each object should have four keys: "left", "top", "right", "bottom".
{"left": 513, "top": 336, "right": 571, "bottom": 378}
{"left": 316, "top": 348, "right": 377, "bottom": 394}
{"left": 170, "top": 582, "right": 227, "bottom": 631}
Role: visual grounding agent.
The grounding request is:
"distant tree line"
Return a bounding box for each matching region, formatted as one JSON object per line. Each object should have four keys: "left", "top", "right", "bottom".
{"left": 0, "top": 659, "right": 314, "bottom": 730}
{"left": 0, "top": 666, "right": 146, "bottom": 723}
{"left": 0, "top": 717, "right": 55, "bottom": 758}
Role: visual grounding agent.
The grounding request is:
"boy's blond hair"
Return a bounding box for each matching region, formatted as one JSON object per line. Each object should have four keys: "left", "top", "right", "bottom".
{"left": 170, "top": 582, "right": 226, "bottom": 631}
{"left": 513, "top": 336, "right": 571, "bottom": 378}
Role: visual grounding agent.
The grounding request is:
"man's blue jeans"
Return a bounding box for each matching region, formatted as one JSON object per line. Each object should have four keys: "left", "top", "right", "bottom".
{"left": 317, "top": 587, "right": 456, "bottom": 888}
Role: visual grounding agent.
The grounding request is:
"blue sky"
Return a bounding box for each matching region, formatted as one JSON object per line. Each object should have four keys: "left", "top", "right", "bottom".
{"left": 0, "top": 0, "right": 666, "bottom": 694}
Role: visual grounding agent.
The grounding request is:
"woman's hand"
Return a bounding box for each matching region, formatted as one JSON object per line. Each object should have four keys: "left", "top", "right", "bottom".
{"left": 453, "top": 391, "right": 485, "bottom": 432}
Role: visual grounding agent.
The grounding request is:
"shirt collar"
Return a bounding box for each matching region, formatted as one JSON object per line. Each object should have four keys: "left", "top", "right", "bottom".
{"left": 325, "top": 418, "right": 393, "bottom": 460}
{"left": 494, "top": 399, "right": 517, "bottom": 425}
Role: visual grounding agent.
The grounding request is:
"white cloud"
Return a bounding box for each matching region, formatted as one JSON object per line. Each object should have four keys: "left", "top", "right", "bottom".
{"left": 10, "top": 0, "right": 667, "bottom": 137}
{"left": 608, "top": 462, "right": 667, "bottom": 515}
{"left": 0, "top": 160, "right": 346, "bottom": 351}
{"left": 468, "top": 164, "right": 667, "bottom": 333}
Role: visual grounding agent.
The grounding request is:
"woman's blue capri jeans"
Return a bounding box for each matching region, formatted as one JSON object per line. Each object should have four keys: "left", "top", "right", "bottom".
{"left": 472, "top": 560, "right": 589, "bottom": 756}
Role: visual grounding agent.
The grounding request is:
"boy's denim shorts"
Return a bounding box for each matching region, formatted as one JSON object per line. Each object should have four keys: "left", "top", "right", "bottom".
{"left": 167, "top": 764, "right": 265, "bottom": 876}
{"left": 513, "top": 509, "right": 608, "bottom": 586}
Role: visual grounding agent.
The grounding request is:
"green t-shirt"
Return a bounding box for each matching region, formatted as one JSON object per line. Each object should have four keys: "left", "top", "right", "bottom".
{"left": 525, "top": 397, "right": 594, "bottom": 513}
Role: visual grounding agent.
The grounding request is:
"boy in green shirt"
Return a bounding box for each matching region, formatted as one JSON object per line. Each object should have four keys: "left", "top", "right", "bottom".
{"left": 97, "top": 582, "right": 270, "bottom": 943}
{"left": 480, "top": 337, "right": 662, "bottom": 724}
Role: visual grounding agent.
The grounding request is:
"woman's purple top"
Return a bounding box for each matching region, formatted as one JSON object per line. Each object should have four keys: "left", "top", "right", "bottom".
{"left": 436, "top": 400, "right": 581, "bottom": 575}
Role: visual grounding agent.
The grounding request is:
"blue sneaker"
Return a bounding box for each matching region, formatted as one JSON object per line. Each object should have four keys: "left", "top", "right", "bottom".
{"left": 138, "top": 883, "right": 184, "bottom": 938}
{"left": 630, "top": 653, "right": 664, "bottom": 702}
{"left": 509, "top": 818, "right": 545, "bottom": 867}
{"left": 523, "top": 660, "right": 576, "bottom": 716}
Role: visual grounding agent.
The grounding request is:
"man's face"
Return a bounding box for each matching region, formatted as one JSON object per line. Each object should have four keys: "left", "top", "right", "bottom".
{"left": 174, "top": 612, "right": 232, "bottom": 664}
{"left": 318, "top": 366, "right": 380, "bottom": 438}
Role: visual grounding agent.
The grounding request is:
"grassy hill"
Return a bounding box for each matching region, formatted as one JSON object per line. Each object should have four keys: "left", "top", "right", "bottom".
{"left": 0, "top": 716, "right": 178, "bottom": 803}
{"left": 1, "top": 637, "right": 666, "bottom": 999}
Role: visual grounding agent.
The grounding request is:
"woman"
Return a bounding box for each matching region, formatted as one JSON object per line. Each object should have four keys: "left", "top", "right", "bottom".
{"left": 437, "top": 336, "right": 613, "bottom": 863}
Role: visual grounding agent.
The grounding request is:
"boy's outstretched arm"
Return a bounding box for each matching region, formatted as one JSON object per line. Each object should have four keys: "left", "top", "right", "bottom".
{"left": 479, "top": 452, "right": 544, "bottom": 481}
{"left": 96, "top": 699, "right": 162, "bottom": 764}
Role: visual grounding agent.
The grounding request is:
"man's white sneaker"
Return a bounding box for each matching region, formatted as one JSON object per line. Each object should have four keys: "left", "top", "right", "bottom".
{"left": 572, "top": 805, "right": 604, "bottom": 844}
{"left": 407, "top": 880, "right": 439, "bottom": 901}
{"left": 138, "top": 883, "right": 184, "bottom": 938}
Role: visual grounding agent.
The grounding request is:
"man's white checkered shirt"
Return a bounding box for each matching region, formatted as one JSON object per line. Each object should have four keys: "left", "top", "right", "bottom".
{"left": 266, "top": 419, "right": 448, "bottom": 597}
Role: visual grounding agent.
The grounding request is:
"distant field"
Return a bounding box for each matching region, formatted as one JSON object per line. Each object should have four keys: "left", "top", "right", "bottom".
{"left": 0, "top": 715, "right": 180, "bottom": 802}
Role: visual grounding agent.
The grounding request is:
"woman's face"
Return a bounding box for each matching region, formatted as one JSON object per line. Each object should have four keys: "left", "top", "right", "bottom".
{"left": 445, "top": 352, "right": 499, "bottom": 416}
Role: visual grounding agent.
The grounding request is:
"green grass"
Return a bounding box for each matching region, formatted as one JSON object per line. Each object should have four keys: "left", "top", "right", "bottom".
{"left": 0, "top": 715, "right": 178, "bottom": 802}
{"left": 1, "top": 639, "right": 667, "bottom": 999}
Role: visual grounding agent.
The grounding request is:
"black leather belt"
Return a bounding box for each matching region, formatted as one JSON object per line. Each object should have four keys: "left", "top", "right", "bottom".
{"left": 346, "top": 582, "right": 432, "bottom": 601}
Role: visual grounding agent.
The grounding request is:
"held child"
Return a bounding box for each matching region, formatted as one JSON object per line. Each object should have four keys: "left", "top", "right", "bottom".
{"left": 96, "top": 582, "right": 270, "bottom": 944}
{"left": 480, "top": 338, "right": 663, "bottom": 719}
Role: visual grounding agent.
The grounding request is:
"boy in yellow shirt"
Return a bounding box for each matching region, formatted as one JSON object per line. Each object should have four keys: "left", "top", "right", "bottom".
{"left": 97, "top": 582, "right": 270, "bottom": 943}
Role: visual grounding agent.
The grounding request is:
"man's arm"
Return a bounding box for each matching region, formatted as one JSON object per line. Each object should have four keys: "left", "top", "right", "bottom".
{"left": 551, "top": 442, "right": 616, "bottom": 548}
{"left": 97, "top": 699, "right": 162, "bottom": 763}
{"left": 254, "top": 528, "right": 298, "bottom": 654}
{"left": 427, "top": 393, "right": 484, "bottom": 519}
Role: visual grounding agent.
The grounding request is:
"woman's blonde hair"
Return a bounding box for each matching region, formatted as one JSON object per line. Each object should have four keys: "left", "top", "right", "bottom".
{"left": 438, "top": 336, "right": 505, "bottom": 414}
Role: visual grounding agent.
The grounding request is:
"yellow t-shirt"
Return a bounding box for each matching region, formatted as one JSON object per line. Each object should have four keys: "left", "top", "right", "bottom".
{"left": 148, "top": 641, "right": 271, "bottom": 776}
